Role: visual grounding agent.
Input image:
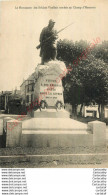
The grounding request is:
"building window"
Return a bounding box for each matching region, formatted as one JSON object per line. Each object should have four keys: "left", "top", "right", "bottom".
{"left": 32, "top": 85, "right": 34, "bottom": 91}
{"left": 26, "top": 86, "right": 29, "bottom": 93}
{"left": 29, "top": 85, "right": 32, "bottom": 92}
{"left": 26, "top": 95, "right": 29, "bottom": 103}
{"left": 31, "top": 94, "right": 33, "bottom": 102}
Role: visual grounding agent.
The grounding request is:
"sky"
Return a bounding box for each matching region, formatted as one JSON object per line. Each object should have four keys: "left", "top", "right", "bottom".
{"left": 0, "top": 0, "right": 108, "bottom": 91}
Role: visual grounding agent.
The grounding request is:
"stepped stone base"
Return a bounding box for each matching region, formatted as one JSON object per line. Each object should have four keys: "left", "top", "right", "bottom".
{"left": 22, "top": 118, "right": 88, "bottom": 131}
{"left": 21, "top": 118, "right": 92, "bottom": 147}
{"left": 21, "top": 119, "right": 106, "bottom": 148}
{"left": 0, "top": 114, "right": 106, "bottom": 150}
{"left": 21, "top": 132, "right": 93, "bottom": 148}
{"left": 33, "top": 109, "right": 70, "bottom": 118}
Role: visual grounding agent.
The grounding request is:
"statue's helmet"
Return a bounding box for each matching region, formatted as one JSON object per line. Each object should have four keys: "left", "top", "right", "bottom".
{"left": 49, "top": 19, "right": 55, "bottom": 25}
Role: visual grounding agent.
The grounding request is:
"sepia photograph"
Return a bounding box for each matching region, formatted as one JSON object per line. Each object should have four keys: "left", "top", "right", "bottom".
{"left": 0, "top": 0, "right": 108, "bottom": 168}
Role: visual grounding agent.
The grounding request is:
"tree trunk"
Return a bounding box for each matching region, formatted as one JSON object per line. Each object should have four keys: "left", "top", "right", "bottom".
{"left": 101, "top": 104, "right": 105, "bottom": 120}
{"left": 79, "top": 103, "right": 83, "bottom": 116}
{"left": 72, "top": 104, "right": 77, "bottom": 118}
{"left": 98, "top": 104, "right": 101, "bottom": 118}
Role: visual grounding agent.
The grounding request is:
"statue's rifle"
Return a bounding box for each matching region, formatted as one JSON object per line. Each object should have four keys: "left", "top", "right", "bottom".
{"left": 36, "top": 22, "right": 74, "bottom": 49}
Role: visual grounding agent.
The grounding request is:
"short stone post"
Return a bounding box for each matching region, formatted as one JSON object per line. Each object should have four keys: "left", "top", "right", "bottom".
{"left": 0, "top": 119, "right": 3, "bottom": 135}
{"left": 6, "top": 119, "right": 22, "bottom": 147}
{"left": 0, "top": 119, "right": 3, "bottom": 147}
{"left": 88, "top": 121, "right": 106, "bottom": 146}
{"left": 3, "top": 117, "right": 13, "bottom": 147}
{"left": 3, "top": 117, "right": 13, "bottom": 132}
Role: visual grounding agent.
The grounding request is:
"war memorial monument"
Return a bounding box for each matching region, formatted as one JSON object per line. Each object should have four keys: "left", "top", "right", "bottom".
{"left": 0, "top": 20, "right": 107, "bottom": 166}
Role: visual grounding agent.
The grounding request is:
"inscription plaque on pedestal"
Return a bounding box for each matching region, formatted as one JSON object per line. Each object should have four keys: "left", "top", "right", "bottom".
{"left": 34, "top": 74, "right": 64, "bottom": 108}
{"left": 34, "top": 61, "right": 67, "bottom": 108}
{"left": 40, "top": 75, "right": 64, "bottom": 107}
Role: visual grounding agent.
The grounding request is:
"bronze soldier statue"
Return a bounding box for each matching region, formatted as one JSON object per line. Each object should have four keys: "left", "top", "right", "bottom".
{"left": 39, "top": 19, "right": 58, "bottom": 64}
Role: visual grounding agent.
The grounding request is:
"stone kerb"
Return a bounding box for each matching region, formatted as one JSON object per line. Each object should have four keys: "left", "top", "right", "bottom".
{"left": 6, "top": 119, "right": 22, "bottom": 147}
{"left": 88, "top": 120, "right": 106, "bottom": 146}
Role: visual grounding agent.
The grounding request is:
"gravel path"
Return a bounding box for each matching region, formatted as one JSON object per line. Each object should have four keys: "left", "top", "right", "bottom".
{"left": 0, "top": 146, "right": 108, "bottom": 156}
{"left": 0, "top": 161, "right": 108, "bottom": 168}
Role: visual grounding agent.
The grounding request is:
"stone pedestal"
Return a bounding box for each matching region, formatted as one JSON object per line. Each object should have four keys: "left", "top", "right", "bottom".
{"left": 34, "top": 60, "right": 67, "bottom": 110}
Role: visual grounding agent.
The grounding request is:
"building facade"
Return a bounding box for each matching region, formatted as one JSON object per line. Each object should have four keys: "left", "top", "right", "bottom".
{"left": 0, "top": 91, "right": 12, "bottom": 111}
{"left": 20, "top": 73, "right": 35, "bottom": 106}
{"left": 0, "top": 89, "right": 21, "bottom": 112}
